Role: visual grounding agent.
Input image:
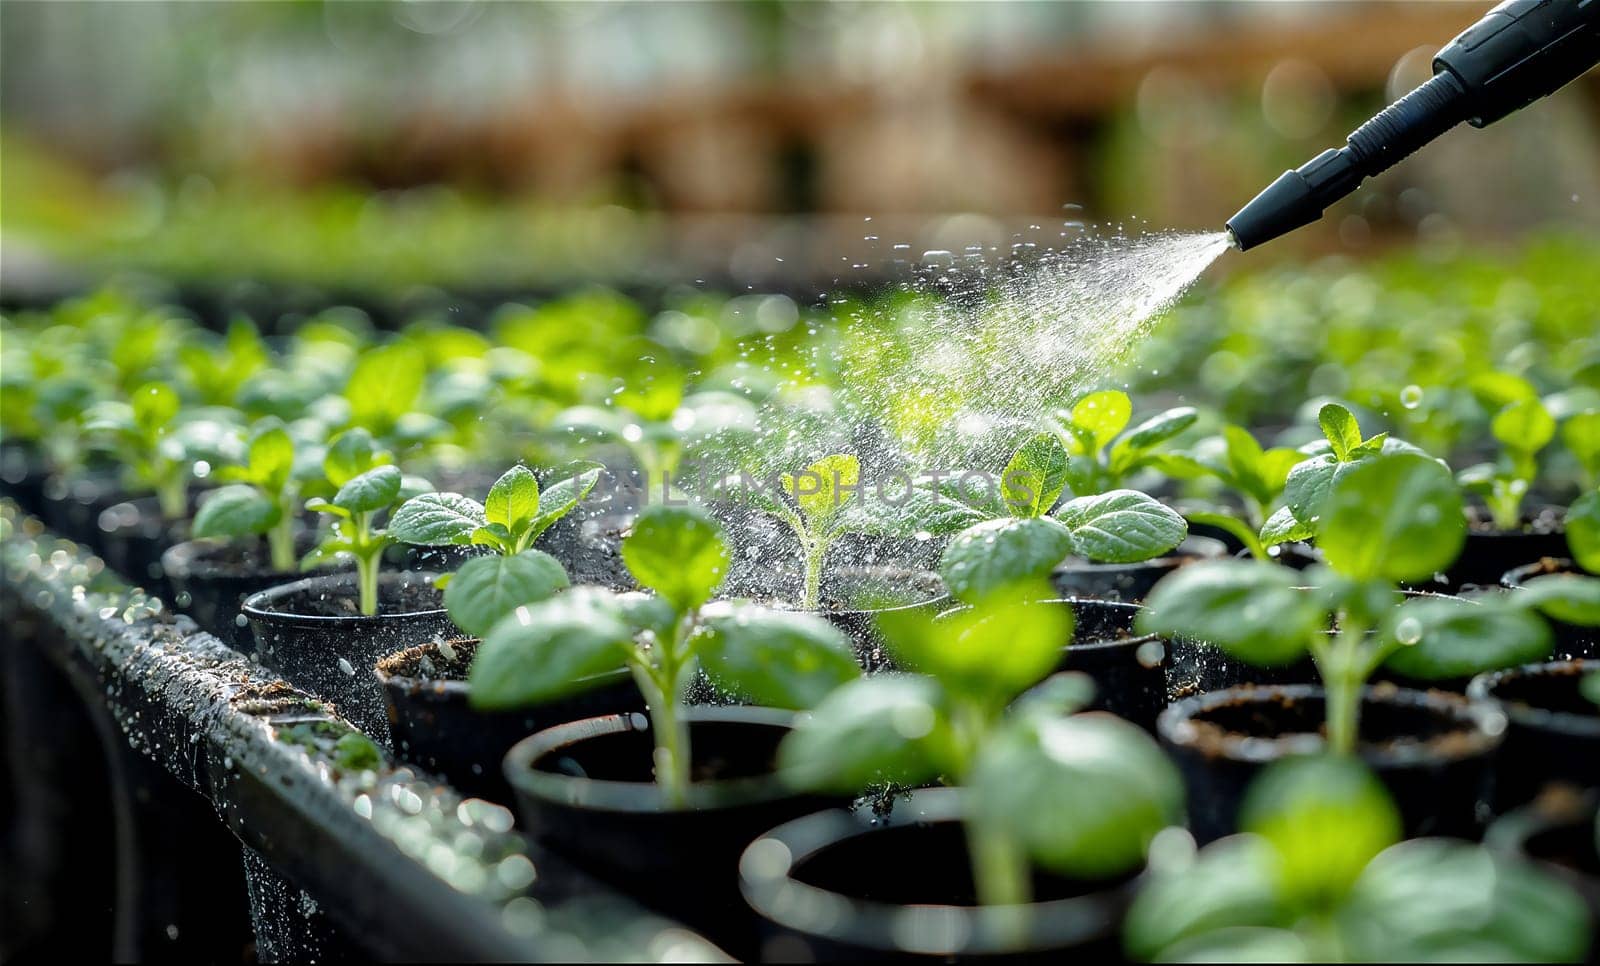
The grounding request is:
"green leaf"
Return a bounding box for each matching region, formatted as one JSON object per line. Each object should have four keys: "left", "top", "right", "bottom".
{"left": 878, "top": 582, "right": 1069, "bottom": 701}
{"left": 1491, "top": 399, "right": 1556, "bottom": 456}
{"left": 1124, "top": 837, "right": 1290, "bottom": 963}
{"left": 247, "top": 423, "right": 295, "bottom": 492}
{"left": 697, "top": 603, "right": 860, "bottom": 709}
{"left": 345, "top": 342, "right": 425, "bottom": 430}
{"left": 621, "top": 504, "right": 729, "bottom": 611}
{"left": 1054, "top": 489, "right": 1187, "bottom": 563}
{"left": 192, "top": 484, "right": 281, "bottom": 539}
{"left": 1121, "top": 406, "right": 1199, "bottom": 452}
{"left": 1318, "top": 454, "right": 1464, "bottom": 584}
{"left": 1340, "top": 840, "right": 1591, "bottom": 964}
{"left": 1259, "top": 505, "right": 1315, "bottom": 547}
{"left": 1468, "top": 371, "right": 1539, "bottom": 408}
{"left": 938, "top": 517, "right": 1073, "bottom": 604}
{"left": 323, "top": 429, "right": 388, "bottom": 488}
{"left": 332, "top": 465, "right": 403, "bottom": 514}
{"left": 486, "top": 465, "right": 539, "bottom": 530}
{"left": 1139, "top": 560, "right": 1324, "bottom": 666}
{"left": 970, "top": 712, "right": 1182, "bottom": 878}
{"left": 524, "top": 462, "right": 604, "bottom": 543}
{"left": 468, "top": 588, "right": 635, "bottom": 709}
{"left": 1281, "top": 454, "right": 1354, "bottom": 527}
{"left": 444, "top": 550, "right": 571, "bottom": 638}
{"left": 1318, "top": 403, "right": 1362, "bottom": 462}
{"left": 1561, "top": 412, "right": 1600, "bottom": 482}
{"left": 1381, "top": 595, "right": 1552, "bottom": 679}
{"left": 131, "top": 382, "right": 179, "bottom": 434}
{"left": 1001, "top": 433, "right": 1070, "bottom": 517}
{"left": 1241, "top": 755, "right": 1400, "bottom": 908}
{"left": 832, "top": 481, "right": 989, "bottom": 540}
{"left": 778, "top": 675, "right": 954, "bottom": 792}
{"left": 1568, "top": 489, "right": 1600, "bottom": 574}
{"left": 784, "top": 453, "right": 860, "bottom": 523}
{"left": 388, "top": 492, "right": 487, "bottom": 546}
{"left": 1513, "top": 573, "right": 1600, "bottom": 626}
{"left": 1067, "top": 390, "right": 1131, "bottom": 453}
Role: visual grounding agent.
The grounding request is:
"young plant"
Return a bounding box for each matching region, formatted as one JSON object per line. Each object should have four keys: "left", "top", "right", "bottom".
{"left": 1563, "top": 410, "right": 1600, "bottom": 493}
{"left": 1141, "top": 452, "right": 1600, "bottom": 754}
{"left": 191, "top": 420, "right": 305, "bottom": 572}
{"left": 1154, "top": 421, "right": 1303, "bottom": 560}
{"left": 84, "top": 382, "right": 203, "bottom": 520}
{"left": 1263, "top": 402, "right": 1420, "bottom": 550}
{"left": 301, "top": 429, "right": 428, "bottom": 616}
{"left": 1126, "top": 755, "right": 1589, "bottom": 962}
{"left": 386, "top": 462, "right": 603, "bottom": 637}
{"left": 780, "top": 579, "right": 1183, "bottom": 909}
{"left": 724, "top": 452, "right": 984, "bottom": 611}
{"left": 1570, "top": 489, "right": 1600, "bottom": 574}
{"left": 936, "top": 433, "right": 1188, "bottom": 604}
{"left": 1458, "top": 395, "right": 1557, "bottom": 531}
{"left": 468, "top": 504, "right": 860, "bottom": 807}
{"left": 1051, "top": 390, "right": 1198, "bottom": 495}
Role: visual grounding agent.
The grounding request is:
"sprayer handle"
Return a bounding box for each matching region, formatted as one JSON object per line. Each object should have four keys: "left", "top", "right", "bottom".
{"left": 1434, "top": 0, "right": 1600, "bottom": 128}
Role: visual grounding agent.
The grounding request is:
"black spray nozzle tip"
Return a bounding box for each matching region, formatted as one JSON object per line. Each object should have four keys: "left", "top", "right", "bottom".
{"left": 1224, "top": 168, "right": 1325, "bottom": 252}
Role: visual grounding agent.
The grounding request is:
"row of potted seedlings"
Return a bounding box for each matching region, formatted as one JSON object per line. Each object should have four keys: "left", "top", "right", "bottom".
{"left": 3, "top": 295, "right": 1599, "bottom": 960}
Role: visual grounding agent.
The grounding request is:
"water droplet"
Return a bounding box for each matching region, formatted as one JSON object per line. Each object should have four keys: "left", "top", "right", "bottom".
{"left": 1400, "top": 385, "right": 1423, "bottom": 409}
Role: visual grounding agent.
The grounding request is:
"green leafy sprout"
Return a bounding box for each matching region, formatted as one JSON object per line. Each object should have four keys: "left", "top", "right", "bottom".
{"left": 936, "top": 432, "right": 1189, "bottom": 604}
{"left": 468, "top": 504, "right": 860, "bottom": 807}
{"left": 1052, "top": 389, "right": 1199, "bottom": 496}
{"left": 780, "top": 578, "right": 1183, "bottom": 912}
{"left": 301, "top": 429, "right": 429, "bottom": 617}
{"left": 387, "top": 461, "right": 604, "bottom": 637}
{"left": 84, "top": 381, "right": 219, "bottom": 520}
{"left": 1458, "top": 390, "right": 1557, "bottom": 532}
{"left": 1141, "top": 452, "right": 1600, "bottom": 755}
{"left": 1155, "top": 421, "right": 1302, "bottom": 560}
{"left": 191, "top": 419, "right": 306, "bottom": 572}
{"left": 1126, "top": 755, "right": 1590, "bottom": 962}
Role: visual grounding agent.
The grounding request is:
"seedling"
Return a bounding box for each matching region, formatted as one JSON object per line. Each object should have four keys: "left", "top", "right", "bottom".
{"left": 1051, "top": 390, "right": 1198, "bottom": 495}
{"left": 721, "top": 452, "right": 983, "bottom": 611}
{"left": 84, "top": 382, "right": 215, "bottom": 520}
{"left": 1142, "top": 452, "right": 1600, "bottom": 754}
{"left": 191, "top": 420, "right": 307, "bottom": 572}
{"left": 555, "top": 382, "right": 756, "bottom": 499}
{"left": 176, "top": 317, "right": 271, "bottom": 407}
{"left": 1458, "top": 394, "right": 1557, "bottom": 531}
{"left": 1569, "top": 489, "right": 1600, "bottom": 574}
{"left": 780, "top": 579, "right": 1183, "bottom": 909}
{"left": 936, "top": 433, "right": 1188, "bottom": 604}
{"left": 1126, "top": 755, "right": 1589, "bottom": 962}
{"left": 1563, "top": 411, "right": 1600, "bottom": 492}
{"left": 469, "top": 504, "right": 860, "bottom": 806}
{"left": 387, "top": 462, "right": 604, "bottom": 636}
{"left": 301, "top": 429, "right": 429, "bottom": 616}
{"left": 341, "top": 342, "right": 450, "bottom": 450}
{"left": 1154, "top": 421, "right": 1302, "bottom": 560}
{"left": 1263, "top": 402, "right": 1421, "bottom": 550}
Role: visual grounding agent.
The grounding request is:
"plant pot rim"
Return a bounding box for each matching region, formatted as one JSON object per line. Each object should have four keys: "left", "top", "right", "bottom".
{"left": 940, "top": 596, "right": 1161, "bottom": 655}
{"left": 1501, "top": 557, "right": 1579, "bottom": 589}
{"left": 1465, "top": 504, "right": 1566, "bottom": 536}
{"left": 1467, "top": 659, "right": 1600, "bottom": 739}
{"left": 162, "top": 536, "right": 311, "bottom": 582}
{"left": 1158, "top": 683, "right": 1504, "bottom": 766}
{"left": 739, "top": 786, "right": 1130, "bottom": 958}
{"left": 242, "top": 570, "right": 446, "bottom": 627}
{"left": 374, "top": 636, "right": 631, "bottom": 698}
{"left": 505, "top": 706, "right": 800, "bottom": 814}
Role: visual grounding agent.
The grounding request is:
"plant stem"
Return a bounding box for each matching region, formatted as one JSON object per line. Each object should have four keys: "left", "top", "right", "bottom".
{"left": 268, "top": 508, "right": 296, "bottom": 573}
{"left": 802, "top": 537, "right": 826, "bottom": 612}
{"left": 1321, "top": 620, "right": 1369, "bottom": 757}
{"left": 631, "top": 616, "right": 694, "bottom": 808}
{"left": 157, "top": 474, "right": 188, "bottom": 522}
{"left": 968, "top": 818, "right": 1032, "bottom": 908}
{"left": 356, "top": 552, "right": 380, "bottom": 616}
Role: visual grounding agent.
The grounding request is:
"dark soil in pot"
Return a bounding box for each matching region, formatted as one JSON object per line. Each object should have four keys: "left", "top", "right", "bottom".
{"left": 740, "top": 787, "right": 1134, "bottom": 963}
{"left": 95, "top": 496, "right": 188, "bottom": 594}
{"left": 375, "top": 638, "right": 644, "bottom": 803}
{"left": 242, "top": 571, "right": 451, "bottom": 737}
{"left": 1051, "top": 534, "right": 1226, "bottom": 603}
{"left": 1432, "top": 505, "right": 1567, "bottom": 592}
{"left": 815, "top": 568, "right": 949, "bottom": 671}
{"left": 534, "top": 506, "right": 633, "bottom": 589}
{"left": 503, "top": 707, "right": 840, "bottom": 960}
{"left": 1159, "top": 683, "right": 1503, "bottom": 844}
{"left": 163, "top": 537, "right": 328, "bottom": 651}
{"left": 1504, "top": 559, "right": 1598, "bottom": 660}
{"left": 1468, "top": 660, "right": 1599, "bottom": 813}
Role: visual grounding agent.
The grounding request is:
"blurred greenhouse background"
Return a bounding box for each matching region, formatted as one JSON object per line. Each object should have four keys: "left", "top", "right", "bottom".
{"left": 3, "top": 0, "right": 1597, "bottom": 302}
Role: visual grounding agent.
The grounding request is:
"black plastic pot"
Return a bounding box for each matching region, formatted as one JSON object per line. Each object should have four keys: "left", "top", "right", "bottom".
{"left": 503, "top": 707, "right": 839, "bottom": 959}
{"left": 375, "top": 638, "right": 644, "bottom": 803}
{"left": 819, "top": 569, "right": 950, "bottom": 672}
{"left": 1159, "top": 684, "right": 1504, "bottom": 843}
{"left": 1486, "top": 791, "right": 1600, "bottom": 955}
{"left": 1053, "top": 599, "right": 1168, "bottom": 731}
{"left": 96, "top": 496, "right": 187, "bottom": 594}
{"left": 1503, "top": 559, "right": 1599, "bottom": 660}
{"left": 1437, "top": 506, "right": 1567, "bottom": 591}
{"left": 39, "top": 472, "right": 125, "bottom": 548}
{"left": 242, "top": 571, "right": 452, "bottom": 737}
{"left": 1051, "top": 534, "right": 1226, "bottom": 602}
{"left": 1468, "top": 660, "right": 1600, "bottom": 813}
{"left": 163, "top": 538, "right": 319, "bottom": 651}
{"left": 739, "top": 787, "right": 1134, "bottom": 963}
